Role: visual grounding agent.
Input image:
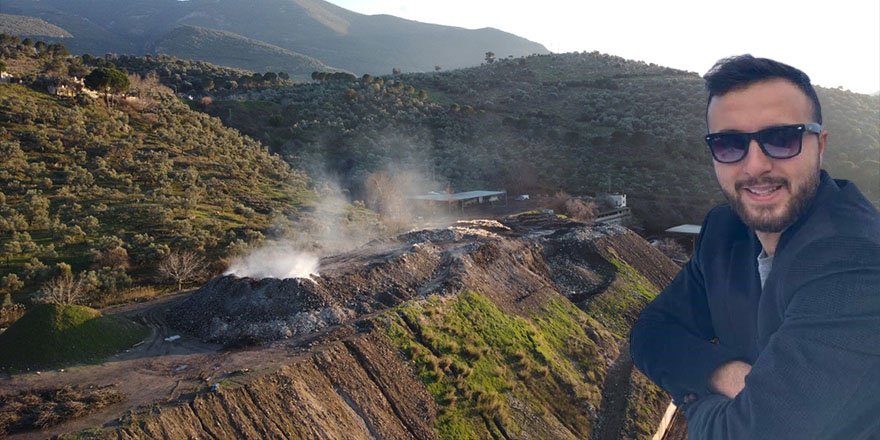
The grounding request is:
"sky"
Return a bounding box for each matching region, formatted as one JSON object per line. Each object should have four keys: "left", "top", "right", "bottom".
{"left": 326, "top": 0, "right": 880, "bottom": 95}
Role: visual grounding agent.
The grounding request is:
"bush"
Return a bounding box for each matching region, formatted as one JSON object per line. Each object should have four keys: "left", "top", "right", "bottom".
{"left": 548, "top": 192, "right": 597, "bottom": 221}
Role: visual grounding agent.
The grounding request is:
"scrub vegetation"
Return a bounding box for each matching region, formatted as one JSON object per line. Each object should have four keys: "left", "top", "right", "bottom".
{"left": 0, "top": 36, "right": 312, "bottom": 305}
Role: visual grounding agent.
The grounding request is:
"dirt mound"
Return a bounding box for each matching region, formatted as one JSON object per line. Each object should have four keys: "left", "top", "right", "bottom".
{"left": 167, "top": 215, "right": 641, "bottom": 345}
{"left": 0, "top": 304, "right": 147, "bottom": 372}
{"left": 3, "top": 214, "right": 682, "bottom": 439}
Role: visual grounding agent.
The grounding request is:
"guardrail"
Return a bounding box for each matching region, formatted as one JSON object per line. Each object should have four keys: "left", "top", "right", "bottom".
{"left": 596, "top": 207, "right": 632, "bottom": 225}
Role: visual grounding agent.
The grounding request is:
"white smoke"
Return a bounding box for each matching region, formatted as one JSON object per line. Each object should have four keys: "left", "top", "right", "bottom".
{"left": 224, "top": 246, "right": 319, "bottom": 279}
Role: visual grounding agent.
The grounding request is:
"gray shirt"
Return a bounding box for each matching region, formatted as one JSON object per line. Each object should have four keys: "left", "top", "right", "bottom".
{"left": 757, "top": 249, "right": 774, "bottom": 288}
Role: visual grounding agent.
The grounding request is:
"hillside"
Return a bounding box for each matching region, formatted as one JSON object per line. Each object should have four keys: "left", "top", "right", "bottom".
{"left": 0, "top": 39, "right": 313, "bottom": 305}
{"left": 153, "top": 25, "right": 343, "bottom": 81}
{"left": 0, "top": 0, "right": 549, "bottom": 75}
{"left": 0, "top": 14, "right": 72, "bottom": 39}
{"left": 199, "top": 52, "right": 879, "bottom": 229}
{"left": 0, "top": 215, "right": 682, "bottom": 439}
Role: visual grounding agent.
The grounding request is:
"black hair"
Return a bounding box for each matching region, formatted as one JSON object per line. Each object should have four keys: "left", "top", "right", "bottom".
{"left": 704, "top": 54, "right": 822, "bottom": 124}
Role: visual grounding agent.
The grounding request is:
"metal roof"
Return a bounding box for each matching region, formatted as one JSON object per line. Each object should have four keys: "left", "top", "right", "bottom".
{"left": 665, "top": 224, "right": 702, "bottom": 235}
{"left": 410, "top": 190, "right": 506, "bottom": 202}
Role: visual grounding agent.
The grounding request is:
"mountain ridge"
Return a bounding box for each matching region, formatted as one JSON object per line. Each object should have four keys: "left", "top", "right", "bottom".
{"left": 0, "top": 14, "right": 72, "bottom": 39}
{"left": 0, "top": 0, "right": 549, "bottom": 75}
{"left": 152, "top": 25, "right": 344, "bottom": 80}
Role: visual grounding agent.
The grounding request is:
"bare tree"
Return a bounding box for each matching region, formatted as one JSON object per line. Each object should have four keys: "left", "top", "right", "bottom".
{"left": 365, "top": 171, "right": 411, "bottom": 229}
{"left": 549, "top": 191, "right": 598, "bottom": 221}
{"left": 158, "top": 250, "right": 206, "bottom": 291}
{"left": 38, "top": 272, "right": 86, "bottom": 305}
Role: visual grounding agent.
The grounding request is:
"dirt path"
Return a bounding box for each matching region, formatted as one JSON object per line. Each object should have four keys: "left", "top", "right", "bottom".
{"left": 0, "top": 293, "right": 305, "bottom": 439}
{"left": 592, "top": 341, "right": 634, "bottom": 440}
{"left": 0, "top": 288, "right": 398, "bottom": 439}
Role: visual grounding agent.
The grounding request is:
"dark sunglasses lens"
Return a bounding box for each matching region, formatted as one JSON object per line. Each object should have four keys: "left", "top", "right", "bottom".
{"left": 707, "top": 134, "right": 748, "bottom": 163}
{"left": 758, "top": 126, "right": 803, "bottom": 159}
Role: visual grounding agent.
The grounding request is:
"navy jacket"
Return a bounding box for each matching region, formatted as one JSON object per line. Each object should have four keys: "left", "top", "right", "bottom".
{"left": 630, "top": 171, "right": 880, "bottom": 439}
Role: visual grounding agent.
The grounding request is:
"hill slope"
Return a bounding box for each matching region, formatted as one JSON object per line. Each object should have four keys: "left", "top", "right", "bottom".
{"left": 1, "top": 0, "right": 549, "bottom": 74}
{"left": 152, "top": 25, "right": 343, "bottom": 80}
{"left": 199, "top": 51, "right": 879, "bottom": 229}
{"left": 0, "top": 14, "right": 72, "bottom": 38}
{"left": 0, "top": 44, "right": 312, "bottom": 302}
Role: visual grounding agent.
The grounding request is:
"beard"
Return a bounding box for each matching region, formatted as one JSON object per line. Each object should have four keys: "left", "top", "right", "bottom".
{"left": 722, "top": 169, "right": 820, "bottom": 233}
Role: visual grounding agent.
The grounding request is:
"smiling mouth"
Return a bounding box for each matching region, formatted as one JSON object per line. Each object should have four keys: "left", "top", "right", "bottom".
{"left": 735, "top": 177, "right": 788, "bottom": 199}
{"left": 743, "top": 185, "right": 783, "bottom": 196}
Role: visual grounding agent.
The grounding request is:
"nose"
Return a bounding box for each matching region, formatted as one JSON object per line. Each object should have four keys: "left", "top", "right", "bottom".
{"left": 740, "top": 139, "right": 773, "bottom": 176}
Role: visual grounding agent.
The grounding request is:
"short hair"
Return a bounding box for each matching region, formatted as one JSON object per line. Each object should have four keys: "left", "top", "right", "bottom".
{"left": 704, "top": 54, "right": 822, "bottom": 124}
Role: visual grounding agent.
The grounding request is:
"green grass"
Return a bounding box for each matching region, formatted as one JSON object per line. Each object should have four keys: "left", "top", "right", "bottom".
{"left": 382, "top": 290, "right": 611, "bottom": 438}
{"left": 582, "top": 257, "right": 659, "bottom": 338}
{"left": 0, "top": 304, "right": 147, "bottom": 372}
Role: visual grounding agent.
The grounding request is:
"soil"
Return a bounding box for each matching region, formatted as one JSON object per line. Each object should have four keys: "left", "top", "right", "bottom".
{"left": 0, "top": 213, "right": 685, "bottom": 439}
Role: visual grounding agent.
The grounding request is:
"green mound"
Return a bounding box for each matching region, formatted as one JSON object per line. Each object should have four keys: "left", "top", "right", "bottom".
{"left": 0, "top": 304, "right": 147, "bottom": 372}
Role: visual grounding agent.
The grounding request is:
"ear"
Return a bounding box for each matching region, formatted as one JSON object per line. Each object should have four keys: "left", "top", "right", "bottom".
{"left": 817, "top": 129, "right": 828, "bottom": 167}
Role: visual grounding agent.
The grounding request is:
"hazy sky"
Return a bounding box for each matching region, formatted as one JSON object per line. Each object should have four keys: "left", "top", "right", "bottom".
{"left": 326, "top": 0, "right": 880, "bottom": 95}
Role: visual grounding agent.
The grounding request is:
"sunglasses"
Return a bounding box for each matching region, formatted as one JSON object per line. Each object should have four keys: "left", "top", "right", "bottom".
{"left": 704, "top": 123, "right": 822, "bottom": 164}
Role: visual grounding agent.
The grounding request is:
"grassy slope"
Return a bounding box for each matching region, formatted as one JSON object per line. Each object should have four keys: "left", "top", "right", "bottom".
{"left": 382, "top": 289, "right": 636, "bottom": 438}
{"left": 0, "top": 82, "right": 312, "bottom": 296}
{"left": 0, "top": 304, "right": 147, "bottom": 371}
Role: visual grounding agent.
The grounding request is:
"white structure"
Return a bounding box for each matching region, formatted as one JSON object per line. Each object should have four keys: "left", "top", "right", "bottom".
{"left": 601, "top": 193, "right": 627, "bottom": 208}
{"left": 410, "top": 190, "right": 507, "bottom": 210}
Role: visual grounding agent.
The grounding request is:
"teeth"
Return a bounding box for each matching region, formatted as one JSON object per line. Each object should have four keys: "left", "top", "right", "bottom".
{"left": 747, "top": 186, "right": 780, "bottom": 196}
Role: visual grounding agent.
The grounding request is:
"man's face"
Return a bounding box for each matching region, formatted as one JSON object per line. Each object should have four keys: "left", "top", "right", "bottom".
{"left": 707, "top": 78, "right": 827, "bottom": 232}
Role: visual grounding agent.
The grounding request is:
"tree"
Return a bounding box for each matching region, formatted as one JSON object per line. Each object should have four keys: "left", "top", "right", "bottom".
{"left": 277, "top": 71, "right": 290, "bottom": 80}
{"left": 485, "top": 51, "right": 496, "bottom": 64}
{"left": 84, "top": 67, "right": 130, "bottom": 95}
{"left": 158, "top": 250, "right": 206, "bottom": 291}
{"left": 93, "top": 245, "right": 130, "bottom": 271}
{"left": 392, "top": 67, "right": 401, "bottom": 76}
{"left": 38, "top": 271, "right": 87, "bottom": 305}
{"left": 1, "top": 273, "right": 24, "bottom": 304}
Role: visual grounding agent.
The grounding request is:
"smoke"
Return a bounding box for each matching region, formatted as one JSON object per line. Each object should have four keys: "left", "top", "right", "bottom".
{"left": 225, "top": 129, "right": 456, "bottom": 280}
{"left": 224, "top": 246, "right": 319, "bottom": 279}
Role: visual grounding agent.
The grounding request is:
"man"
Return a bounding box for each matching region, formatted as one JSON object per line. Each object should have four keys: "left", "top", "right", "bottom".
{"left": 630, "top": 55, "right": 880, "bottom": 439}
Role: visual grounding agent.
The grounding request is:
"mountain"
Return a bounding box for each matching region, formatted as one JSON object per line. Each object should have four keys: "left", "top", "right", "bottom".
{"left": 0, "top": 0, "right": 549, "bottom": 75}
{"left": 153, "top": 25, "right": 343, "bottom": 80}
{"left": 0, "top": 13, "right": 72, "bottom": 38}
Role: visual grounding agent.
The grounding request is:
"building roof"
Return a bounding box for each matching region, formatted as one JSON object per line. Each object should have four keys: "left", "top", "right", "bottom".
{"left": 409, "top": 190, "right": 506, "bottom": 202}
{"left": 665, "top": 224, "right": 702, "bottom": 235}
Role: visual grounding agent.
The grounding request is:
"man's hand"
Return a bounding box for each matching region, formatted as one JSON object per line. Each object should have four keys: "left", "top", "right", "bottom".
{"left": 709, "top": 360, "right": 752, "bottom": 398}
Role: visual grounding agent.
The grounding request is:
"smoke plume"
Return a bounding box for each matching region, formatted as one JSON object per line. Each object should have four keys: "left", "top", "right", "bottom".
{"left": 224, "top": 247, "right": 319, "bottom": 279}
